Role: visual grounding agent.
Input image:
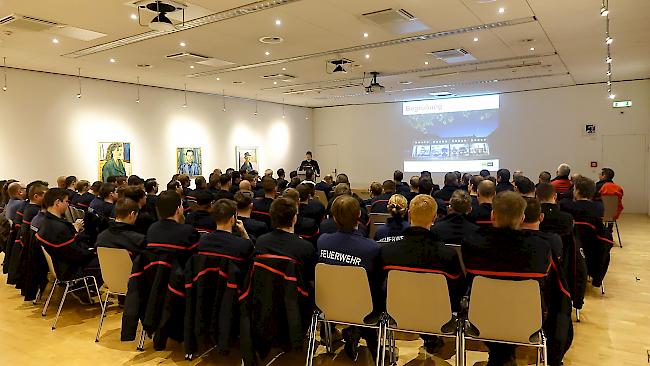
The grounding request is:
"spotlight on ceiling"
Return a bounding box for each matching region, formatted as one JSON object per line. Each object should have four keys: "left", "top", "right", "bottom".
{"left": 364, "top": 72, "right": 385, "bottom": 93}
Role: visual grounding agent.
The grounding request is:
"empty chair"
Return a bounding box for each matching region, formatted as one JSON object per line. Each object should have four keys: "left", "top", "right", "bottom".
{"left": 384, "top": 270, "right": 461, "bottom": 366}
{"left": 95, "top": 247, "right": 132, "bottom": 342}
{"left": 306, "top": 263, "right": 382, "bottom": 366}
{"left": 464, "top": 276, "right": 547, "bottom": 366}
{"left": 601, "top": 195, "right": 622, "bottom": 248}
{"left": 368, "top": 213, "right": 390, "bottom": 241}
{"left": 40, "top": 247, "right": 101, "bottom": 330}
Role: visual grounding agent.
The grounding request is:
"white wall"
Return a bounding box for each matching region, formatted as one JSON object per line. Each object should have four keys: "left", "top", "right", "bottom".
{"left": 0, "top": 68, "right": 313, "bottom": 184}
{"left": 313, "top": 80, "right": 650, "bottom": 214}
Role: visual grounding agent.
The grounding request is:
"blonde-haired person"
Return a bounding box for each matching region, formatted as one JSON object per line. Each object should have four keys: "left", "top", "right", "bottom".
{"left": 375, "top": 194, "right": 409, "bottom": 243}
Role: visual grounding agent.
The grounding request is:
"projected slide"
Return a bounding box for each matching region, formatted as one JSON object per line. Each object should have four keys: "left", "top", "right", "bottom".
{"left": 402, "top": 95, "right": 500, "bottom": 173}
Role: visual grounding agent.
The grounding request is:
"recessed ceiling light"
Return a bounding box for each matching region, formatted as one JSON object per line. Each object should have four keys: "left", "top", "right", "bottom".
{"left": 365, "top": 54, "right": 370, "bottom": 59}
{"left": 275, "top": 19, "right": 282, "bottom": 26}
{"left": 109, "top": 58, "right": 116, "bottom": 63}
{"left": 179, "top": 41, "right": 186, "bottom": 47}
{"left": 189, "top": 65, "right": 195, "bottom": 69}
{"left": 609, "top": 94, "right": 616, "bottom": 99}
{"left": 363, "top": 32, "right": 369, "bottom": 38}
{"left": 529, "top": 47, "right": 535, "bottom": 51}
{"left": 130, "top": 14, "right": 138, "bottom": 20}
{"left": 282, "top": 67, "right": 286, "bottom": 71}
{"left": 265, "top": 51, "right": 270, "bottom": 56}
{"left": 52, "top": 38, "right": 59, "bottom": 44}
{"left": 498, "top": 7, "right": 505, "bottom": 14}
{"left": 273, "top": 81, "right": 278, "bottom": 85}
{"left": 216, "top": 77, "right": 220, "bottom": 80}
{"left": 425, "top": 61, "right": 429, "bottom": 65}
{"left": 473, "top": 37, "right": 479, "bottom": 42}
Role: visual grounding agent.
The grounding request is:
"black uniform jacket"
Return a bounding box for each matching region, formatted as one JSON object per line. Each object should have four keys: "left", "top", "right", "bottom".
{"left": 430, "top": 213, "right": 478, "bottom": 245}
{"left": 96, "top": 221, "right": 146, "bottom": 257}
{"left": 146, "top": 219, "right": 200, "bottom": 266}
{"left": 185, "top": 210, "right": 216, "bottom": 234}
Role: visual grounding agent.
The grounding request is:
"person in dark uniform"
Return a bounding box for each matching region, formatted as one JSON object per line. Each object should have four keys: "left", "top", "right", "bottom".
{"left": 276, "top": 169, "right": 289, "bottom": 192}
{"left": 317, "top": 195, "right": 381, "bottom": 360}
{"left": 146, "top": 190, "right": 200, "bottom": 266}
{"left": 314, "top": 174, "right": 334, "bottom": 197}
{"left": 521, "top": 198, "right": 563, "bottom": 257}
{"left": 36, "top": 188, "right": 102, "bottom": 304}
{"left": 64, "top": 176, "right": 79, "bottom": 201}
{"left": 71, "top": 180, "right": 94, "bottom": 210}
{"left": 96, "top": 197, "right": 146, "bottom": 258}
{"left": 370, "top": 180, "right": 396, "bottom": 213}
{"left": 121, "top": 186, "right": 156, "bottom": 235}
{"left": 468, "top": 175, "right": 484, "bottom": 211}
{"left": 375, "top": 194, "right": 409, "bottom": 243}
{"left": 185, "top": 189, "right": 216, "bottom": 234}
{"left": 403, "top": 176, "right": 419, "bottom": 203}
{"left": 89, "top": 183, "right": 117, "bottom": 219}
{"left": 495, "top": 169, "right": 514, "bottom": 193}
{"left": 536, "top": 183, "right": 573, "bottom": 237}
{"left": 431, "top": 190, "right": 478, "bottom": 244}
{"left": 298, "top": 151, "right": 320, "bottom": 176}
{"left": 393, "top": 170, "right": 410, "bottom": 195}
{"left": 297, "top": 184, "right": 326, "bottom": 223}
{"left": 514, "top": 176, "right": 536, "bottom": 198}
{"left": 214, "top": 174, "right": 235, "bottom": 201}
{"left": 234, "top": 190, "right": 269, "bottom": 240}
{"left": 433, "top": 172, "right": 460, "bottom": 203}
{"left": 197, "top": 198, "right": 254, "bottom": 260}
{"left": 251, "top": 178, "right": 276, "bottom": 228}
{"left": 381, "top": 194, "right": 464, "bottom": 354}
{"left": 467, "top": 180, "right": 495, "bottom": 225}
{"left": 282, "top": 188, "right": 319, "bottom": 245}
{"left": 144, "top": 178, "right": 159, "bottom": 221}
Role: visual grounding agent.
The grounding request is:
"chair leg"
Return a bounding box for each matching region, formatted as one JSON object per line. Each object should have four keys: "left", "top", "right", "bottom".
{"left": 82, "top": 277, "right": 93, "bottom": 304}
{"left": 95, "top": 291, "right": 110, "bottom": 342}
{"left": 42, "top": 279, "right": 58, "bottom": 316}
{"left": 390, "top": 329, "right": 397, "bottom": 365}
{"left": 324, "top": 321, "right": 333, "bottom": 353}
{"left": 576, "top": 308, "right": 580, "bottom": 322}
{"left": 378, "top": 320, "right": 386, "bottom": 366}
{"left": 52, "top": 282, "right": 70, "bottom": 330}
{"left": 89, "top": 276, "right": 102, "bottom": 312}
{"left": 542, "top": 333, "right": 548, "bottom": 366}
{"left": 136, "top": 324, "right": 146, "bottom": 351}
{"left": 601, "top": 281, "right": 606, "bottom": 295}
{"left": 304, "top": 312, "right": 316, "bottom": 366}
{"left": 615, "top": 221, "right": 622, "bottom": 248}
{"left": 33, "top": 288, "right": 41, "bottom": 305}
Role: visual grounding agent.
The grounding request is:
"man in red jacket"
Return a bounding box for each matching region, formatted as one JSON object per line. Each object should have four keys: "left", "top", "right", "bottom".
{"left": 596, "top": 168, "right": 624, "bottom": 220}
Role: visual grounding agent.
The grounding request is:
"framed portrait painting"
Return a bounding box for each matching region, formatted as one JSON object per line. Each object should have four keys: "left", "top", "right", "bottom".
{"left": 177, "top": 147, "right": 202, "bottom": 177}
{"left": 236, "top": 146, "right": 258, "bottom": 173}
{"left": 98, "top": 142, "right": 132, "bottom": 182}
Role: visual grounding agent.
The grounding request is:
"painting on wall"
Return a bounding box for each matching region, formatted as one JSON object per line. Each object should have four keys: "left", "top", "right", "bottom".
{"left": 177, "top": 147, "right": 202, "bottom": 177}
{"left": 98, "top": 142, "right": 132, "bottom": 182}
{"left": 236, "top": 146, "right": 258, "bottom": 173}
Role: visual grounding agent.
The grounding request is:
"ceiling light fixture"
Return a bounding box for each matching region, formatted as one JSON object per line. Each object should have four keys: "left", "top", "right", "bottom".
{"left": 265, "top": 51, "right": 271, "bottom": 56}
{"left": 130, "top": 13, "right": 138, "bottom": 20}
{"left": 254, "top": 94, "right": 259, "bottom": 116}
{"left": 473, "top": 37, "right": 479, "bottom": 42}
{"left": 425, "top": 61, "right": 429, "bottom": 65}
{"left": 600, "top": 0, "right": 609, "bottom": 16}
{"left": 52, "top": 38, "right": 60, "bottom": 44}
{"left": 605, "top": 36, "right": 613, "bottom": 44}
{"left": 110, "top": 58, "right": 116, "bottom": 63}
{"left": 2, "top": 57, "right": 6, "bottom": 92}
{"left": 608, "top": 93, "right": 616, "bottom": 99}
{"left": 189, "top": 65, "right": 195, "bottom": 69}
{"left": 529, "top": 47, "right": 535, "bottom": 51}
{"left": 222, "top": 89, "right": 226, "bottom": 112}
{"left": 498, "top": 7, "right": 505, "bottom": 14}
{"left": 76, "top": 68, "right": 82, "bottom": 98}
{"left": 365, "top": 54, "right": 370, "bottom": 59}
{"left": 273, "top": 81, "right": 278, "bottom": 85}
{"left": 179, "top": 41, "right": 186, "bottom": 47}
{"left": 216, "top": 77, "right": 220, "bottom": 81}
{"left": 363, "top": 32, "right": 369, "bottom": 38}
{"left": 275, "top": 19, "right": 282, "bottom": 26}
{"left": 136, "top": 76, "right": 141, "bottom": 103}
{"left": 182, "top": 83, "right": 188, "bottom": 107}
{"left": 605, "top": 56, "right": 612, "bottom": 63}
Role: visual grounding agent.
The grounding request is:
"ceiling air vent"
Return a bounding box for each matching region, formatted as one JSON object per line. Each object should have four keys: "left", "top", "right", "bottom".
{"left": 261, "top": 73, "right": 296, "bottom": 81}
{"left": 166, "top": 52, "right": 210, "bottom": 63}
{"left": 361, "top": 8, "right": 429, "bottom": 34}
{"left": 429, "top": 48, "right": 476, "bottom": 64}
{"left": 0, "top": 14, "right": 60, "bottom": 32}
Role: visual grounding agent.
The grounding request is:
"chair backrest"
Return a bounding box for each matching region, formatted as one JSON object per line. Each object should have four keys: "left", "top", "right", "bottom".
{"left": 72, "top": 207, "right": 85, "bottom": 221}
{"left": 64, "top": 206, "right": 74, "bottom": 223}
{"left": 314, "top": 190, "right": 328, "bottom": 207}
{"left": 468, "top": 276, "right": 542, "bottom": 344}
{"left": 315, "top": 263, "right": 373, "bottom": 324}
{"left": 386, "top": 271, "right": 453, "bottom": 334}
{"left": 352, "top": 188, "right": 371, "bottom": 201}
{"left": 41, "top": 246, "right": 58, "bottom": 280}
{"left": 601, "top": 195, "right": 618, "bottom": 222}
{"left": 368, "top": 213, "right": 390, "bottom": 240}
{"left": 97, "top": 247, "right": 133, "bottom": 294}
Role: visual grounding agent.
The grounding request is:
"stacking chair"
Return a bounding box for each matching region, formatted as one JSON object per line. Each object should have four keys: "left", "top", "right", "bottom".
{"left": 40, "top": 247, "right": 102, "bottom": 330}
{"left": 95, "top": 247, "right": 132, "bottom": 342}
{"left": 601, "top": 195, "right": 622, "bottom": 248}
{"left": 368, "top": 213, "right": 390, "bottom": 240}
{"left": 314, "top": 190, "right": 328, "bottom": 207}
{"left": 464, "top": 276, "right": 547, "bottom": 366}
{"left": 384, "top": 270, "right": 461, "bottom": 366}
{"left": 306, "top": 263, "right": 383, "bottom": 366}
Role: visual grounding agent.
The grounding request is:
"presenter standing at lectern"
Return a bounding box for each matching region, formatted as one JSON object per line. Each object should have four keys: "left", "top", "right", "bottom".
{"left": 298, "top": 151, "right": 320, "bottom": 176}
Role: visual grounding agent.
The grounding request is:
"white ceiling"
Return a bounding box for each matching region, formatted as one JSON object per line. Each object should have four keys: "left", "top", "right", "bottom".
{"left": 0, "top": 0, "right": 648, "bottom": 107}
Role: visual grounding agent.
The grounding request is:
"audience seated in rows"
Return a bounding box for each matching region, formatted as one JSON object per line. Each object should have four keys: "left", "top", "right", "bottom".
{"left": 374, "top": 194, "right": 409, "bottom": 243}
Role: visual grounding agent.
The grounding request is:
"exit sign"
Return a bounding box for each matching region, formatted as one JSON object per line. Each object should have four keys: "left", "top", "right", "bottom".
{"left": 613, "top": 100, "right": 632, "bottom": 108}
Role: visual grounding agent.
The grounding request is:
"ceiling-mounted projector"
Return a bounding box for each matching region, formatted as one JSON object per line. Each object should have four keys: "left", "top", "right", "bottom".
{"left": 365, "top": 72, "right": 385, "bottom": 93}
{"left": 327, "top": 58, "right": 353, "bottom": 74}
{"left": 133, "top": 0, "right": 187, "bottom": 31}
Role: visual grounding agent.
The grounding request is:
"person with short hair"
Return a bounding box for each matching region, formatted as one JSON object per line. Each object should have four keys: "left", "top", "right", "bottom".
{"left": 375, "top": 194, "right": 409, "bottom": 243}
{"left": 320, "top": 185, "right": 368, "bottom": 237}
{"left": 214, "top": 174, "right": 235, "bottom": 201}
{"left": 234, "top": 190, "right": 269, "bottom": 239}
{"left": 551, "top": 163, "right": 573, "bottom": 199}
{"left": 495, "top": 168, "right": 514, "bottom": 193}
{"left": 364, "top": 181, "right": 383, "bottom": 207}
{"left": 381, "top": 194, "right": 464, "bottom": 354}
{"left": 468, "top": 175, "right": 484, "bottom": 210}
{"left": 433, "top": 172, "right": 460, "bottom": 202}
{"left": 479, "top": 169, "right": 490, "bottom": 178}
{"left": 314, "top": 174, "right": 334, "bottom": 197}
{"left": 521, "top": 197, "right": 562, "bottom": 257}
{"left": 276, "top": 168, "right": 288, "bottom": 191}
{"left": 89, "top": 183, "right": 117, "bottom": 219}
{"left": 185, "top": 189, "right": 216, "bottom": 234}
{"left": 229, "top": 171, "right": 242, "bottom": 194}
{"left": 538, "top": 171, "right": 552, "bottom": 185}
{"left": 127, "top": 175, "right": 144, "bottom": 188}
{"left": 297, "top": 183, "right": 326, "bottom": 223}
{"left": 56, "top": 176, "right": 67, "bottom": 189}
{"left": 467, "top": 180, "right": 495, "bottom": 225}
{"left": 301, "top": 169, "right": 316, "bottom": 187}
{"left": 71, "top": 180, "right": 94, "bottom": 210}
{"left": 96, "top": 198, "right": 146, "bottom": 257}
{"left": 37, "top": 188, "right": 102, "bottom": 304}
{"left": 283, "top": 188, "right": 320, "bottom": 244}
{"left": 317, "top": 195, "right": 381, "bottom": 360}
{"left": 196, "top": 198, "right": 253, "bottom": 259}
{"left": 64, "top": 176, "right": 79, "bottom": 200}
{"left": 394, "top": 170, "right": 410, "bottom": 195}
{"left": 298, "top": 151, "right": 320, "bottom": 175}
{"left": 596, "top": 167, "right": 624, "bottom": 220}
{"left": 369, "top": 180, "right": 396, "bottom": 213}
{"left": 404, "top": 176, "right": 419, "bottom": 202}
{"left": 251, "top": 177, "right": 277, "bottom": 228}
{"left": 146, "top": 190, "right": 200, "bottom": 266}
{"left": 536, "top": 183, "right": 574, "bottom": 237}
{"left": 5, "top": 182, "right": 26, "bottom": 220}
{"left": 122, "top": 186, "right": 155, "bottom": 235}
{"left": 514, "top": 176, "right": 535, "bottom": 198}
{"left": 115, "top": 175, "right": 128, "bottom": 187}
{"left": 431, "top": 190, "right": 478, "bottom": 244}
{"left": 143, "top": 178, "right": 158, "bottom": 220}
{"left": 460, "top": 173, "right": 473, "bottom": 192}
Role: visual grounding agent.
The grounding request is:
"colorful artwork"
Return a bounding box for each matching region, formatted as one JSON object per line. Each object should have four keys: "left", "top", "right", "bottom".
{"left": 236, "top": 146, "right": 258, "bottom": 173}
{"left": 98, "top": 142, "right": 131, "bottom": 182}
{"left": 177, "top": 147, "right": 202, "bottom": 177}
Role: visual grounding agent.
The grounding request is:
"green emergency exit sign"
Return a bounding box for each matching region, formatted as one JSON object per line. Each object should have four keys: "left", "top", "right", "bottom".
{"left": 612, "top": 100, "right": 632, "bottom": 108}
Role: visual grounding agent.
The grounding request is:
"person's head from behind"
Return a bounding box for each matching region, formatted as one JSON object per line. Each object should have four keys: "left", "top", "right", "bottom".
{"left": 115, "top": 198, "right": 140, "bottom": 225}
{"left": 449, "top": 190, "right": 472, "bottom": 215}
{"left": 305, "top": 151, "right": 312, "bottom": 161}
{"left": 156, "top": 190, "right": 183, "bottom": 221}
{"left": 270, "top": 197, "right": 298, "bottom": 230}
{"left": 600, "top": 168, "right": 615, "bottom": 181}
{"left": 239, "top": 179, "right": 252, "bottom": 191}
{"left": 479, "top": 169, "right": 490, "bottom": 178}
{"left": 193, "top": 189, "right": 214, "bottom": 210}
{"left": 65, "top": 176, "right": 77, "bottom": 189}
{"left": 512, "top": 170, "right": 524, "bottom": 182}
{"left": 234, "top": 190, "right": 254, "bottom": 214}
{"left": 231, "top": 171, "right": 241, "bottom": 185}
{"left": 333, "top": 183, "right": 351, "bottom": 198}
{"left": 167, "top": 180, "right": 183, "bottom": 196}
{"left": 43, "top": 188, "right": 70, "bottom": 216}
{"left": 127, "top": 175, "right": 144, "bottom": 187}
{"left": 496, "top": 169, "right": 510, "bottom": 184}
{"left": 573, "top": 176, "right": 596, "bottom": 200}
{"left": 107, "top": 176, "right": 118, "bottom": 184}
{"left": 289, "top": 170, "right": 298, "bottom": 179}
{"left": 331, "top": 195, "right": 360, "bottom": 232}
{"left": 335, "top": 173, "right": 349, "bottom": 186}
{"left": 409, "top": 176, "right": 419, "bottom": 191}
{"left": 122, "top": 186, "right": 146, "bottom": 208}
{"left": 57, "top": 176, "right": 66, "bottom": 189}
{"left": 387, "top": 194, "right": 407, "bottom": 218}
{"left": 116, "top": 176, "right": 128, "bottom": 186}
{"left": 282, "top": 188, "right": 300, "bottom": 205}
{"left": 194, "top": 176, "right": 207, "bottom": 190}
{"left": 262, "top": 176, "right": 277, "bottom": 195}
{"left": 324, "top": 174, "right": 334, "bottom": 184}
{"left": 535, "top": 183, "right": 557, "bottom": 204}
{"left": 218, "top": 174, "right": 231, "bottom": 190}
{"left": 514, "top": 176, "right": 535, "bottom": 197}
{"left": 8, "top": 182, "right": 26, "bottom": 200}
{"left": 100, "top": 183, "right": 117, "bottom": 202}
{"left": 91, "top": 181, "right": 103, "bottom": 195}
{"left": 296, "top": 183, "right": 313, "bottom": 203}
{"left": 557, "top": 163, "right": 571, "bottom": 178}
{"left": 491, "top": 191, "right": 526, "bottom": 230}
{"left": 521, "top": 197, "right": 543, "bottom": 230}
{"left": 178, "top": 174, "right": 191, "bottom": 188}
{"left": 393, "top": 170, "right": 404, "bottom": 182}
{"left": 418, "top": 178, "right": 434, "bottom": 195}
{"left": 212, "top": 199, "right": 237, "bottom": 230}
{"left": 469, "top": 175, "right": 483, "bottom": 194}
{"left": 289, "top": 177, "right": 301, "bottom": 188}
{"left": 144, "top": 179, "right": 158, "bottom": 195}
{"left": 444, "top": 172, "right": 458, "bottom": 187}
{"left": 277, "top": 168, "right": 286, "bottom": 179}
{"left": 28, "top": 182, "right": 49, "bottom": 206}
{"left": 264, "top": 169, "right": 273, "bottom": 178}
{"left": 477, "top": 180, "right": 496, "bottom": 202}
{"left": 76, "top": 180, "right": 90, "bottom": 194}
{"left": 382, "top": 180, "right": 396, "bottom": 194}
{"left": 538, "top": 171, "right": 552, "bottom": 184}
{"left": 461, "top": 173, "right": 472, "bottom": 187}
{"left": 486, "top": 175, "right": 497, "bottom": 184}
{"left": 420, "top": 171, "right": 432, "bottom": 179}
{"left": 409, "top": 194, "right": 438, "bottom": 229}
{"left": 369, "top": 182, "right": 382, "bottom": 197}
{"left": 305, "top": 168, "right": 314, "bottom": 181}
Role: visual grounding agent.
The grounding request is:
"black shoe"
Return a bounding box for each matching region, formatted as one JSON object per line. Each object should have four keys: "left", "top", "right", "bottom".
{"left": 70, "top": 290, "right": 92, "bottom": 305}
{"left": 423, "top": 337, "right": 444, "bottom": 354}
{"left": 342, "top": 328, "right": 359, "bottom": 361}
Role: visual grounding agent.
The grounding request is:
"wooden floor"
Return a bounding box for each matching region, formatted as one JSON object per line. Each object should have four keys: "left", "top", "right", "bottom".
{"left": 0, "top": 214, "right": 648, "bottom": 366}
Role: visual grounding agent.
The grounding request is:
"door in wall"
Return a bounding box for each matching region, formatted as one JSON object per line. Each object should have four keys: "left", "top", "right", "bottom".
{"left": 314, "top": 144, "right": 338, "bottom": 177}
{"left": 602, "top": 134, "right": 647, "bottom": 213}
